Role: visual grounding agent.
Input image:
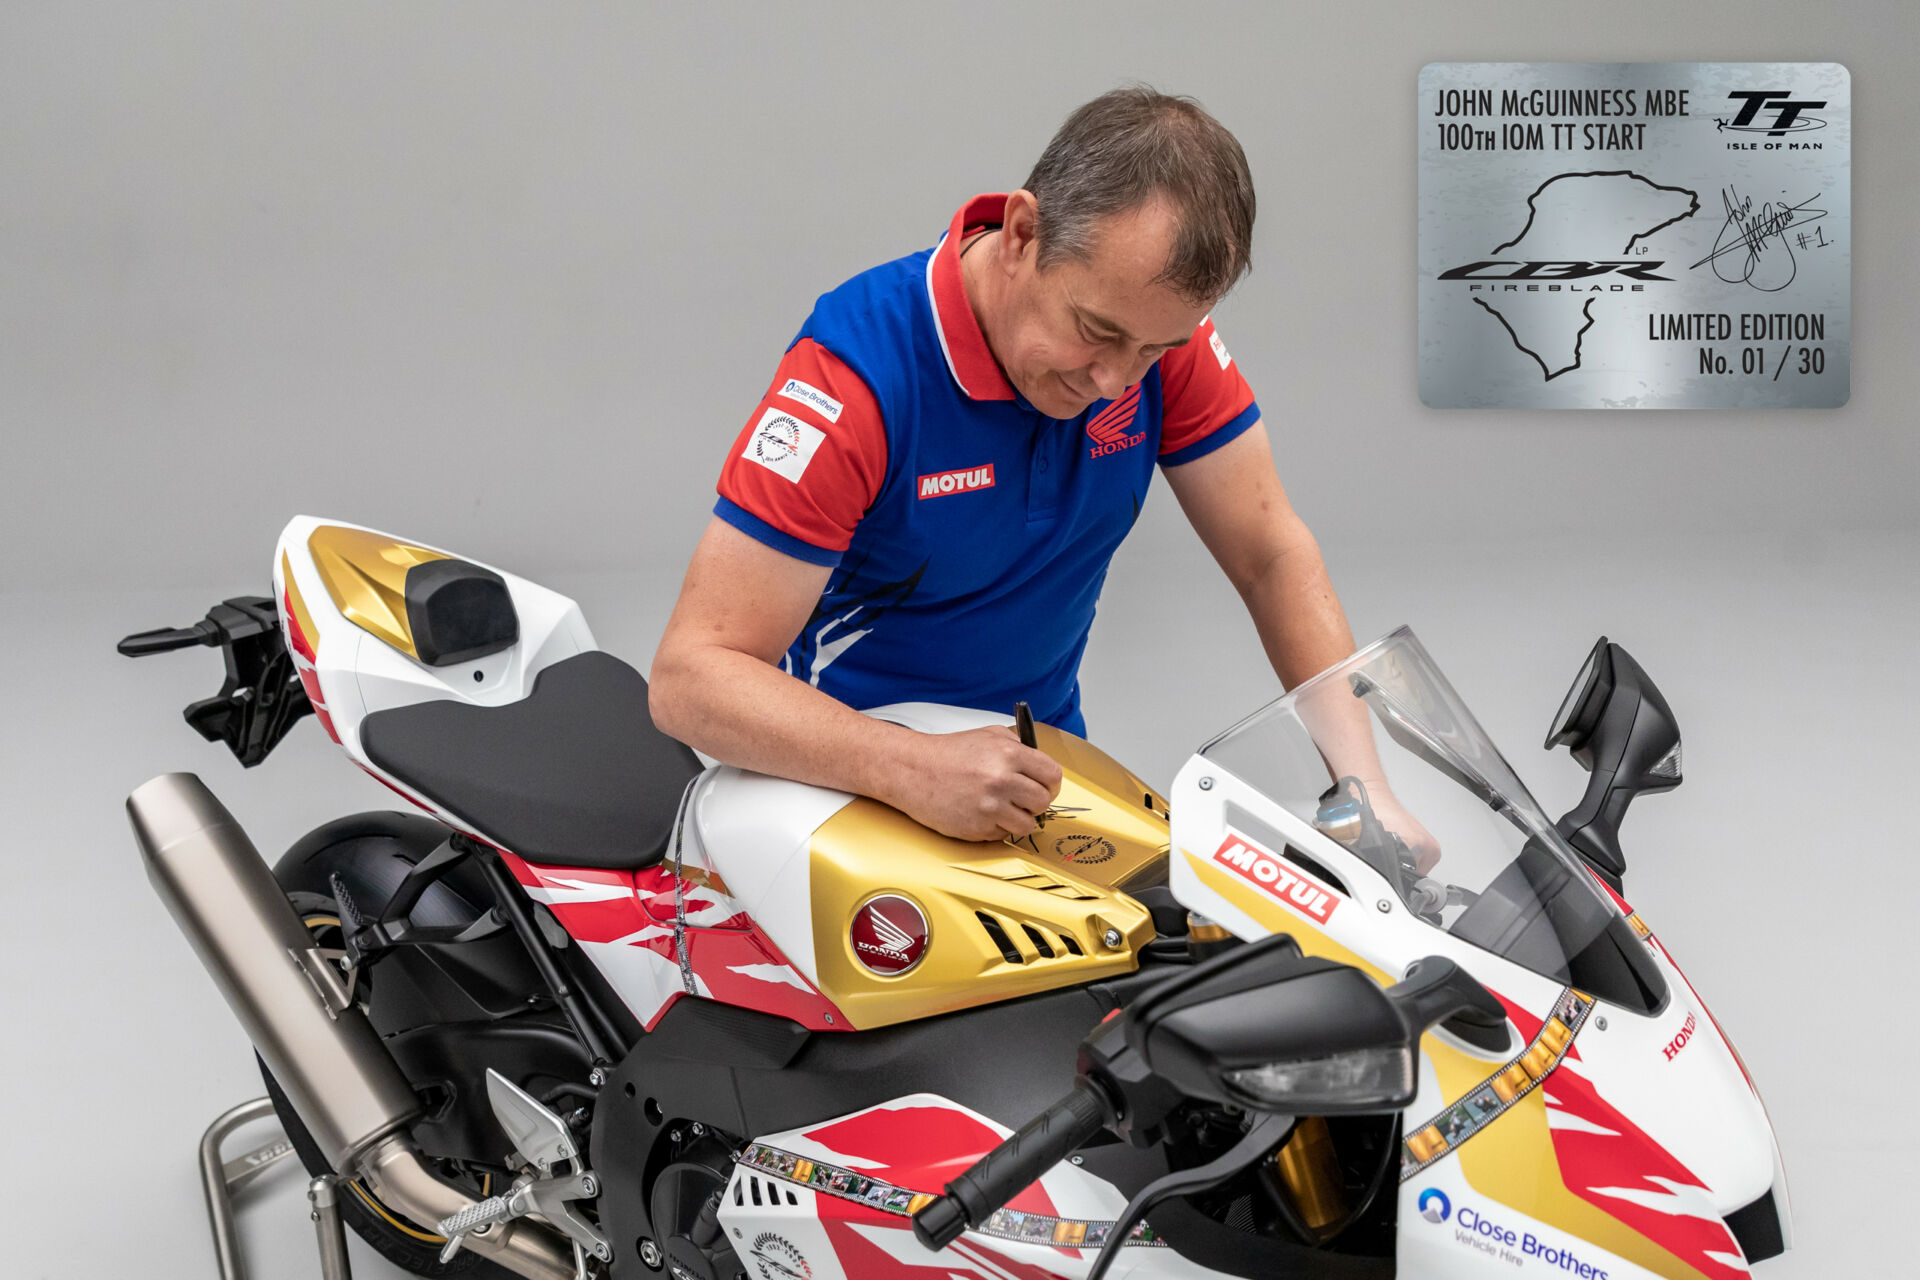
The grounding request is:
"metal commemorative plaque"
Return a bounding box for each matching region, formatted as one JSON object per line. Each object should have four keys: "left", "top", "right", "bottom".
{"left": 1418, "top": 63, "right": 1850, "bottom": 409}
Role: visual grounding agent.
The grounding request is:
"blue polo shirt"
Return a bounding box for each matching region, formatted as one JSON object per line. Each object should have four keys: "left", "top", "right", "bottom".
{"left": 715, "top": 193, "right": 1260, "bottom": 735}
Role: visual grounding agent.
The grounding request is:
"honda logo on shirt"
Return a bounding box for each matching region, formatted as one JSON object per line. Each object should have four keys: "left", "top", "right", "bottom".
{"left": 1086, "top": 386, "right": 1144, "bottom": 458}
{"left": 917, "top": 463, "right": 996, "bottom": 498}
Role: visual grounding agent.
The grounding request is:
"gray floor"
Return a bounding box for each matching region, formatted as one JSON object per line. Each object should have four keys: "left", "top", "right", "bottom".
{"left": 3, "top": 525, "right": 1912, "bottom": 1278}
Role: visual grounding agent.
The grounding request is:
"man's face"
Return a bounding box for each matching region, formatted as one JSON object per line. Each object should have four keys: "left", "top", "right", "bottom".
{"left": 985, "top": 193, "right": 1215, "bottom": 420}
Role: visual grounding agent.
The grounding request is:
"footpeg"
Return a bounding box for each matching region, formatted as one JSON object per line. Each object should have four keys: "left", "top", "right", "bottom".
{"left": 437, "top": 1070, "right": 610, "bottom": 1276}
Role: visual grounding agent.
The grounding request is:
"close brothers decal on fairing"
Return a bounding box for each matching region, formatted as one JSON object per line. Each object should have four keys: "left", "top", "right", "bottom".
{"left": 1417, "top": 1187, "right": 1617, "bottom": 1279}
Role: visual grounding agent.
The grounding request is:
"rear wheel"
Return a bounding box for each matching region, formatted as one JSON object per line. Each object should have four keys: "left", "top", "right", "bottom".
{"left": 261, "top": 891, "right": 517, "bottom": 1279}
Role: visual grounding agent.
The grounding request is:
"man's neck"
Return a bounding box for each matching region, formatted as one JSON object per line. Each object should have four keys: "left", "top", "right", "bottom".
{"left": 959, "top": 227, "right": 1006, "bottom": 374}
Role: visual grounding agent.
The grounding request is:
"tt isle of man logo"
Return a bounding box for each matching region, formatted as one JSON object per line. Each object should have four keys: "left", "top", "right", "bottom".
{"left": 1086, "top": 386, "right": 1145, "bottom": 458}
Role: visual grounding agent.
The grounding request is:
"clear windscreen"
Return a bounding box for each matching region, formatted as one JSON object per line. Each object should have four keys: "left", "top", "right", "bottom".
{"left": 1199, "top": 627, "right": 1665, "bottom": 1013}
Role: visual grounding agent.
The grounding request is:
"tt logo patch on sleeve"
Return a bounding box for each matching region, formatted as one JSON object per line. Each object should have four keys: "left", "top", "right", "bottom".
{"left": 744, "top": 408, "right": 825, "bottom": 483}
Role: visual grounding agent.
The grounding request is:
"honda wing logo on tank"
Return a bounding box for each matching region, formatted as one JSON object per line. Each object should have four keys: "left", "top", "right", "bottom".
{"left": 1210, "top": 830, "right": 1342, "bottom": 923}
{"left": 849, "top": 895, "right": 928, "bottom": 975}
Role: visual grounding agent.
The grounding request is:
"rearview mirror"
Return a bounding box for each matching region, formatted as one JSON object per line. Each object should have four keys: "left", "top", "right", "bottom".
{"left": 1545, "top": 637, "right": 1682, "bottom": 890}
{"left": 1117, "top": 936, "right": 1503, "bottom": 1114}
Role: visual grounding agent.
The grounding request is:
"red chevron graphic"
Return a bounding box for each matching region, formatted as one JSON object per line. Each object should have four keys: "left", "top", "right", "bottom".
{"left": 1085, "top": 385, "right": 1142, "bottom": 445}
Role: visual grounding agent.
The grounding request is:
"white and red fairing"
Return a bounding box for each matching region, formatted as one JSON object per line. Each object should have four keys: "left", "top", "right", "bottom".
{"left": 718, "top": 1096, "right": 1233, "bottom": 1280}
{"left": 1168, "top": 743, "right": 1791, "bottom": 1280}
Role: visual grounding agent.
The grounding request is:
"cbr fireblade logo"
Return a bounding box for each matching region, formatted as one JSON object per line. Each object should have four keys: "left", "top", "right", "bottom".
{"left": 1439, "top": 261, "right": 1672, "bottom": 282}
{"left": 1210, "top": 832, "right": 1340, "bottom": 923}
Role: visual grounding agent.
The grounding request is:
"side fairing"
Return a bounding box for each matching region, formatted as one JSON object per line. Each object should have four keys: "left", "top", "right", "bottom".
{"left": 720, "top": 1096, "right": 1233, "bottom": 1280}
{"left": 693, "top": 704, "right": 1158, "bottom": 1032}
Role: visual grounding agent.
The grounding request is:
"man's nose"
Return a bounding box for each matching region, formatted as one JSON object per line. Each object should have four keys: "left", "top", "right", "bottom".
{"left": 1085, "top": 359, "right": 1130, "bottom": 401}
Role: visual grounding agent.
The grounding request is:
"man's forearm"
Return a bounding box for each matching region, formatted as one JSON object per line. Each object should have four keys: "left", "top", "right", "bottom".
{"left": 1237, "top": 523, "right": 1388, "bottom": 783}
{"left": 649, "top": 642, "right": 918, "bottom": 804}
{"left": 1238, "top": 520, "right": 1356, "bottom": 691}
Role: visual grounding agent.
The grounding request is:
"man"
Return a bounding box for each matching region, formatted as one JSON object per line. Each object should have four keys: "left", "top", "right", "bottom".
{"left": 651, "top": 87, "right": 1433, "bottom": 862}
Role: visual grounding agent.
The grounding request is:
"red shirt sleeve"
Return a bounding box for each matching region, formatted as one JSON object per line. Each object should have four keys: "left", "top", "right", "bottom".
{"left": 1157, "top": 315, "right": 1261, "bottom": 467}
{"left": 714, "top": 338, "right": 888, "bottom": 565}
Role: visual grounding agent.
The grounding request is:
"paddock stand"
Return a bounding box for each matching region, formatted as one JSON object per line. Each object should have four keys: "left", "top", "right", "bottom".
{"left": 200, "top": 1097, "right": 353, "bottom": 1279}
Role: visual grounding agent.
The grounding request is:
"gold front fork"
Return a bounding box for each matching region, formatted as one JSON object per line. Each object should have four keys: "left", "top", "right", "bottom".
{"left": 1272, "top": 1116, "right": 1350, "bottom": 1237}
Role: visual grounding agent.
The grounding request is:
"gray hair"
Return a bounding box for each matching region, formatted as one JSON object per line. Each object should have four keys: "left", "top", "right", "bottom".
{"left": 1022, "top": 86, "right": 1255, "bottom": 304}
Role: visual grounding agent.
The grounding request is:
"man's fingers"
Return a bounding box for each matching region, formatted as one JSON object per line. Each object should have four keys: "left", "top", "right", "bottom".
{"left": 1012, "top": 746, "right": 1064, "bottom": 795}
{"left": 993, "top": 777, "right": 1049, "bottom": 825}
{"left": 997, "top": 804, "right": 1038, "bottom": 839}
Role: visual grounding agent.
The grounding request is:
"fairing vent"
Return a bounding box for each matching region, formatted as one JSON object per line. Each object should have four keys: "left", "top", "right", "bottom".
{"left": 959, "top": 863, "right": 1102, "bottom": 902}
{"left": 974, "top": 911, "right": 1081, "bottom": 966}
{"left": 733, "top": 1174, "right": 800, "bottom": 1208}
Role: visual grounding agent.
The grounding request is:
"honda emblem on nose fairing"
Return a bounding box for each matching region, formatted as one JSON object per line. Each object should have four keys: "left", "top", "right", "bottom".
{"left": 850, "top": 895, "right": 928, "bottom": 975}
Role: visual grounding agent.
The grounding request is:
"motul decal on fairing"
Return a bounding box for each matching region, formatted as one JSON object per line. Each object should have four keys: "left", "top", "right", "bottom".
{"left": 1209, "top": 830, "right": 1342, "bottom": 923}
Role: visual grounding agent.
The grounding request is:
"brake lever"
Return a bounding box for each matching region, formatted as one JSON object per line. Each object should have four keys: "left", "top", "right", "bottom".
{"left": 1083, "top": 1113, "right": 1294, "bottom": 1280}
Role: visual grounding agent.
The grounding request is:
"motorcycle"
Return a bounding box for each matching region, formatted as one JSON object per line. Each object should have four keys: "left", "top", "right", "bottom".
{"left": 122, "top": 515, "right": 1791, "bottom": 1280}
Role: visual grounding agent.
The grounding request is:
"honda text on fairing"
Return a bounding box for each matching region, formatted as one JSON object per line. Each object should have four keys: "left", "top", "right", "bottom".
{"left": 121, "top": 517, "right": 1790, "bottom": 1280}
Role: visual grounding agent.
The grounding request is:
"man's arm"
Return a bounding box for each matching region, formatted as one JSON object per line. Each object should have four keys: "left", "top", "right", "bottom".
{"left": 1162, "top": 422, "right": 1439, "bottom": 870}
{"left": 648, "top": 517, "right": 1062, "bottom": 842}
{"left": 1162, "top": 422, "right": 1357, "bottom": 687}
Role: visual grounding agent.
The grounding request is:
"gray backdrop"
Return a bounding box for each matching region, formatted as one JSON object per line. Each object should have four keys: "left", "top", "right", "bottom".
{"left": 3, "top": 4, "right": 1915, "bottom": 1278}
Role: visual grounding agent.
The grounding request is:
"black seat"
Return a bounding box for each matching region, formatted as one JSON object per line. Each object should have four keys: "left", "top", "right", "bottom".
{"left": 359, "top": 651, "right": 703, "bottom": 869}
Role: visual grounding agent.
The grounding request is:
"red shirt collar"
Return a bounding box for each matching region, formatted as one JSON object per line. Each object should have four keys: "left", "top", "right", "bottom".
{"left": 926, "top": 193, "right": 1018, "bottom": 401}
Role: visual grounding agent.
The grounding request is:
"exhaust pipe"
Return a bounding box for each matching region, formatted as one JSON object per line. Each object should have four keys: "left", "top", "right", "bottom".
{"left": 130, "top": 773, "right": 573, "bottom": 1280}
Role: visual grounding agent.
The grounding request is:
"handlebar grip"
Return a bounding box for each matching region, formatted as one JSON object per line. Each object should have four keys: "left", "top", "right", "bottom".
{"left": 117, "top": 624, "right": 215, "bottom": 657}
{"left": 912, "top": 1081, "right": 1109, "bottom": 1252}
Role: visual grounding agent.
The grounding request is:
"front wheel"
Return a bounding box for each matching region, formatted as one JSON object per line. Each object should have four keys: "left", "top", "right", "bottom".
{"left": 261, "top": 890, "right": 517, "bottom": 1279}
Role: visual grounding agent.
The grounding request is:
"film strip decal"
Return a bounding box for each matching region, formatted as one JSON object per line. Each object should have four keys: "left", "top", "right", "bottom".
{"left": 1399, "top": 987, "right": 1595, "bottom": 1181}
{"left": 734, "top": 1142, "right": 1167, "bottom": 1251}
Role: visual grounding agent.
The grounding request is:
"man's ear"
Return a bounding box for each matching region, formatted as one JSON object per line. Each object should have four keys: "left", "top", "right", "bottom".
{"left": 999, "top": 189, "right": 1041, "bottom": 267}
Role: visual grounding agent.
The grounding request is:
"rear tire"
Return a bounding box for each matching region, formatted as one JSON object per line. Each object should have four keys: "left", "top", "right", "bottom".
{"left": 261, "top": 890, "right": 518, "bottom": 1280}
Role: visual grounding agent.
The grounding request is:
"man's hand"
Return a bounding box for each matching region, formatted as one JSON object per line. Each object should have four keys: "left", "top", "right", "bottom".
{"left": 883, "top": 726, "right": 1064, "bottom": 842}
{"left": 1368, "top": 786, "right": 1442, "bottom": 876}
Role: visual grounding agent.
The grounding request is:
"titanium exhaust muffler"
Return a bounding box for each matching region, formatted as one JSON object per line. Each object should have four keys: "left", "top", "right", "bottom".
{"left": 130, "top": 773, "right": 572, "bottom": 1280}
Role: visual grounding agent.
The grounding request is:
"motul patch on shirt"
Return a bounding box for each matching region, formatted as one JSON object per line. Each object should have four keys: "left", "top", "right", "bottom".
{"left": 916, "top": 463, "right": 995, "bottom": 498}
{"left": 1211, "top": 830, "right": 1341, "bottom": 923}
{"left": 743, "top": 408, "right": 825, "bottom": 484}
